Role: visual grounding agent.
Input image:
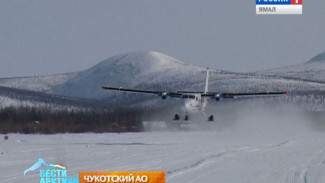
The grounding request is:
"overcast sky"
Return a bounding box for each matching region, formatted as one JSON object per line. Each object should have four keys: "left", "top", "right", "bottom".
{"left": 0, "top": 0, "right": 324, "bottom": 77}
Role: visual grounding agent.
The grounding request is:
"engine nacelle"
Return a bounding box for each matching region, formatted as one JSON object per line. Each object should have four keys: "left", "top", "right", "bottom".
{"left": 215, "top": 93, "right": 223, "bottom": 101}
{"left": 161, "top": 92, "right": 169, "bottom": 100}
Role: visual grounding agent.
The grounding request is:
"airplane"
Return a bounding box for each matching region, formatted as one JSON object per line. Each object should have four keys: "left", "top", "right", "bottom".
{"left": 102, "top": 68, "right": 287, "bottom": 123}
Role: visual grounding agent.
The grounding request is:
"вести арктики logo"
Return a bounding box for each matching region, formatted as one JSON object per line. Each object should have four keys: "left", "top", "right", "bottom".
{"left": 23, "top": 158, "right": 165, "bottom": 183}
{"left": 24, "top": 158, "right": 78, "bottom": 183}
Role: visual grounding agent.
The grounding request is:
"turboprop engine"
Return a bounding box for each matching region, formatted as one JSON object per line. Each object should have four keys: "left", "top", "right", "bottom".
{"left": 161, "top": 92, "right": 169, "bottom": 100}
{"left": 215, "top": 93, "right": 223, "bottom": 101}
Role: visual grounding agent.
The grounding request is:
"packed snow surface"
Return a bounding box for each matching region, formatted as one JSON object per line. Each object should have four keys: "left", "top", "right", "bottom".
{"left": 1, "top": 108, "right": 325, "bottom": 183}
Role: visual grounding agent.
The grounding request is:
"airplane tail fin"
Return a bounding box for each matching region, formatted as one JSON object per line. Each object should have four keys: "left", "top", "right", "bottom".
{"left": 204, "top": 68, "right": 209, "bottom": 94}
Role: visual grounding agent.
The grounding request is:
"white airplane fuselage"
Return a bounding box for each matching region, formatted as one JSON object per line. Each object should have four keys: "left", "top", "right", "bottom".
{"left": 182, "top": 94, "right": 208, "bottom": 113}
{"left": 182, "top": 67, "right": 210, "bottom": 114}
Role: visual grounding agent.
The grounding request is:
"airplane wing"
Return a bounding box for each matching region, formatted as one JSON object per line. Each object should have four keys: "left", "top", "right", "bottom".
{"left": 101, "top": 86, "right": 195, "bottom": 99}
{"left": 102, "top": 86, "right": 287, "bottom": 100}
{"left": 201, "top": 91, "right": 288, "bottom": 98}
{"left": 102, "top": 86, "right": 162, "bottom": 94}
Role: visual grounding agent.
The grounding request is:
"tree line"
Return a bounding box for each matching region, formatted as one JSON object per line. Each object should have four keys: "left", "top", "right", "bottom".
{"left": 0, "top": 106, "right": 147, "bottom": 134}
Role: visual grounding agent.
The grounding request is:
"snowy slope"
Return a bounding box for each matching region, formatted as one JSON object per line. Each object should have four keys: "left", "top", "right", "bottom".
{"left": 264, "top": 52, "right": 325, "bottom": 83}
{"left": 0, "top": 86, "right": 108, "bottom": 109}
{"left": 2, "top": 51, "right": 324, "bottom": 98}
{"left": 0, "top": 96, "right": 77, "bottom": 110}
{"left": 308, "top": 52, "right": 325, "bottom": 63}
{"left": 0, "top": 72, "right": 79, "bottom": 92}
{"left": 1, "top": 51, "right": 324, "bottom": 109}
{"left": 53, "top": 51, "right": 207, "bottom": 99}
{"left": 53, "top": 51, "right": 325, "bottom": 99}
{"left": 51, "top": 51, "right": 325, "bottom": 110}
{"left": 1, "top": 107, "right": 325, "bottom": 183}
{"left": 0, "top": 96, "right": 21, "bottom": 108}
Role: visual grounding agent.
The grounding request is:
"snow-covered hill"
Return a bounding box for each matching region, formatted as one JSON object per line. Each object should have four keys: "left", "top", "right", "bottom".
{"left": 0, "top": 85, "right": 110, "bottom": 109}
{"left": 1, "top": 51, "right": 324, "bottom": 109}
{"left": 307, "top": 52, "right": 325, "bottom": 63}
{"left": 264, "top": 52, "right": 325, "bottom": 83}
{"left": 53, "top": 51, "right": 208, "bottom": 99}
{"left": 51, "top": 51, "right": 325, "bottom": 108}
{"left": 0, "top": 72, "right": 79, "bottom": 92}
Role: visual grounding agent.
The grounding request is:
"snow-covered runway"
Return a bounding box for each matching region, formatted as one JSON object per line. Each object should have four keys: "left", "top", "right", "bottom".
{"left": 2, "top": 123, "right": 325, "bottom": 183}
{"left": 1, "top": 107, "right": 325, "bottom": 183}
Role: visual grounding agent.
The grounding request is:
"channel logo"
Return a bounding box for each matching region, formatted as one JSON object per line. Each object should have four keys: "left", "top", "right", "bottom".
{"left": 24, "top": 158, "right": 79, "bottom": 183}
{"left": 256, "top": 0, "right": 302, "bottom": 15}
{"left": 24, "top": 158, "right": 165, "bottom": 183}
{"left": 80, "top": 172, "right": 165, "bottom": 183}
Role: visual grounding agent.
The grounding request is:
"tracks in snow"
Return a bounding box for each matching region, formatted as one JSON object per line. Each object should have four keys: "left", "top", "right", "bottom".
{"left": 166, "top": 147, "right": 252, "bottom": 177}
{"left": 284, "top": 150, "right": 325, "bottom": 183}
{"left": 167, "top": 140, "right": 292, "bottom": 179}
